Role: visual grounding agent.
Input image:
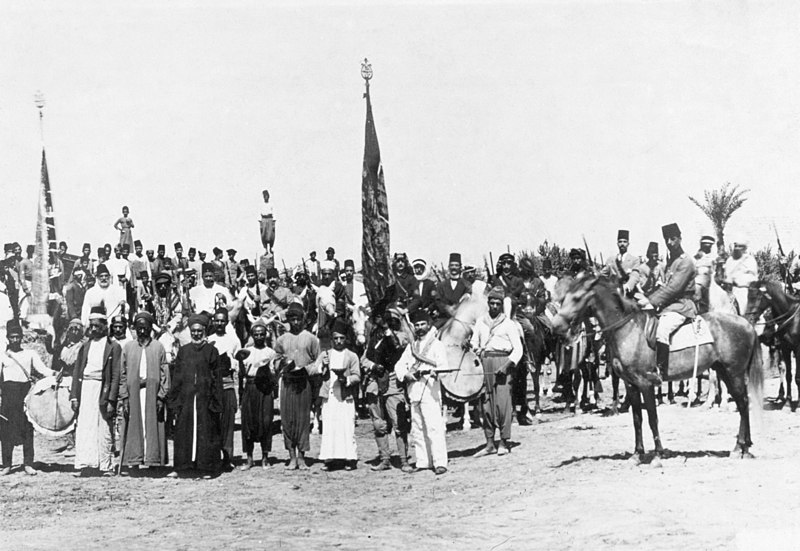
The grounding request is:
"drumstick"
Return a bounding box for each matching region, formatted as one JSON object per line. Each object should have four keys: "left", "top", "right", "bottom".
{"left": 0, "top": 414, "right": 8, "bottom": 421}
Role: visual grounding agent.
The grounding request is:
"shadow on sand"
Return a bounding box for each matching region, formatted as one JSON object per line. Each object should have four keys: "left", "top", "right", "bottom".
{"left": 552, "top": 448, "right": 731, "bottom": 468}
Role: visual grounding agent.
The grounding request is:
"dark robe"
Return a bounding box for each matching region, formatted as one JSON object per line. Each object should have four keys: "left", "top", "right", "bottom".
{"left": 166, "top": 341, "right": 223, "bottom": 471}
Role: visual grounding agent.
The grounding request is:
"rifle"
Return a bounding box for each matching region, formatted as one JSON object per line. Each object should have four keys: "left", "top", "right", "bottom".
{"left": 281, "top": 259, "right": 290, "bottom": 284}
{"left": 582, "top": 235, "right": 595, "bottom": 272}
{"left": 773, "top": 222, "right": 791, "bottom": 287}
{"left": 489, "top": 252, "right": 495, "bottom": 279}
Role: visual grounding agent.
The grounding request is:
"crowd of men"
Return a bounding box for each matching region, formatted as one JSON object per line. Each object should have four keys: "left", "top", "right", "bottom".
{"left": 0, "top": 221, "right": 774, "bottom": 478}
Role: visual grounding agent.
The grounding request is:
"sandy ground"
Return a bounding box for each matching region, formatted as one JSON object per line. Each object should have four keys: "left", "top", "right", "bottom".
{"left": 1, "top": 374, "right": 799, "bottom": 551}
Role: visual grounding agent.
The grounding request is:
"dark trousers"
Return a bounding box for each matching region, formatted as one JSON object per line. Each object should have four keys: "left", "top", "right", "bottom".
{"left": 1, "top": 432, "right": 34, "bottom": 467}
{"left": 482, "top": 353, "right": 513, "bottom": 441}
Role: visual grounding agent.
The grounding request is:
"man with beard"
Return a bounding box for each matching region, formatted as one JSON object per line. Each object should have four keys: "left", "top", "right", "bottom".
{"left": 70, "top": 307, "right": 122, "bottom": 476}
{"left": 0, "top": 320, "right": 57, "bottom": 475}
{"left": 471, "top": 287, "right": 524, "bottom": 456}
{"left": 723, "top": 240, "right": 758, "bottom": 316}
{"left": 638, "top": 242, "right": 665, "bottom": 297}
{"left": 324, "top": 247, "right": 340, "bottom": 278}
{"left": 693, "top": 236, "right": 716, "bottom": 314}
{"left": 435, "top": 252, "right": 471, "bottom": 328}
{"left": 378, "top": 253, "right": 417, "bottom": 312}
{"left": 493, "top": 253, "right": 525, "bottom": 318}
{"left": 189, "top": 263, "right": 233, "bottom": 317}
{"left": 568, "top": 248, "right": 588, "bottom": 276}
{"left": 602, "top": 229, "right": 641, "bottom": 296}
{"left": 166, "top": 313, "right": 223, "bottom": 477}
{"left": 208, "top": 308, "right": 241, "bottom": 470}
{"left": 409, "top": 258, "right": 437, "bottom": 316}
{"left": 274, "top": 302, "right": 320, "bottom": 470}
{"left": 238, "top": 265, "right": 269, "bottom": 317}
{"left": 81, "top": 264, "right": 127, "bottom": 326}
{"left": 342, "top": 259, "right": 368, "bottom": 310}
{"left": 119, "top": 312, "right": 170, "bottom": 471}
{"left": 639, "top": 223, "right": 697, "bottom": 383}
{"left": 110, "top": 314, "right": 134, "bottom": 350}
{"left": 361, "top": 304, "right": 412, "bottom": 472}
{"left": 394, "top": 309, "right": 450, "bottom": 475}
{"left": 152, "top": 272, "right": 184, "bottom": 339}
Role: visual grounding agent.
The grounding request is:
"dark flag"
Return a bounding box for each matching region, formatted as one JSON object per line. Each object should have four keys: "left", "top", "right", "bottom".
{"left": 29, "top": 149, "right": 55, "bottom": 321}
{"left": 360, "top": 75, "right": 394, "bottom": 308}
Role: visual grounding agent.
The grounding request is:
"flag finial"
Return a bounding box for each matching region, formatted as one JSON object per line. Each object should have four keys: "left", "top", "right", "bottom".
{"left": 360, "top": 58, "right": 373, "bottom": 82}
{"left": 34, "top": 90, "right": 45, "bottom": 145}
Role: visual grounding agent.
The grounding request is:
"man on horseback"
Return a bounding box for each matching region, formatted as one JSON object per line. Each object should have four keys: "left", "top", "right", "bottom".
{"left": 640, "top": 223, "right": 697, "bottom": 383}
{"left": 568, "top": 249, "right": 589, "bottom": 276}
{"left": 493, "top": 253, "right": 524, "bottom": 317}
{"left": 434, "top": 252, "right": 471, "bottom": 328}
{"left": 722, "top": 240, "right": 759, "bottom": 316}
{"left": 602, "top": 230, "right": 640, "bottom": 296}
{"left": 637, "top": 242, "right": 665, "bottom": 297}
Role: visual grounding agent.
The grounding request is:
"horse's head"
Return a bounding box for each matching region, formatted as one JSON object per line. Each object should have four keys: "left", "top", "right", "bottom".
{"left": 551, "top": 272, "right": 599, "bottom": 335}
{"left": 350, "top": 303, "right": 370, "bottom": 346}
{"left": 313, "top": 284, "right": 337, "bottom": 317}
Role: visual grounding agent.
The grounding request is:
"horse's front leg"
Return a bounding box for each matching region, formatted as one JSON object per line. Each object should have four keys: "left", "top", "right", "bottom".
{"left": 641, "top": 385, "right": 664, "bottom": 467}
{"left": 790, "top": 345, "right": 799, "bottom": 412}
{"left": 610, "top": 371, "right": 620, "bottom": 415}
{"left": 629, "top": 388, "right": 645, "bottom": 465}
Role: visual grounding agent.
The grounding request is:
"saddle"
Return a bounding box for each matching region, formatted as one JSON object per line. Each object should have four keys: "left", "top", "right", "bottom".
{"left": 645, "top": 313, "right": 714, "bottom": 352}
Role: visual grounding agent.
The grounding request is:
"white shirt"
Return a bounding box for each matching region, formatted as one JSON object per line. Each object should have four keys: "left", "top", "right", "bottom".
{"left": 471, "top": 313, "right": 524, "bottom": 365}
{"left": 81, "top": 284, "right": 127, "bottom": 326}
{"left": 189, "top": 284, "right": 233, "bottom": 315}
{"left": 104, "top": 257, "right": 132, "bottom": 285}
{"left": 724, "top": 254, "right": 758, "bottom": 288}
{"left": 394, "top": 329, "right": 449, "bottom": 404}
{"left": 0, "top": 349, "right": 53, "bottom": 382}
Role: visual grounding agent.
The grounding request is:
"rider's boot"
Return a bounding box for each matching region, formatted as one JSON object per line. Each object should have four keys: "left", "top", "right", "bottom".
{"left": 651, "top": 342, "right": 669, "bottom": 385}
{"left": 371, "top": 436, "right": 392, "bottom": 471}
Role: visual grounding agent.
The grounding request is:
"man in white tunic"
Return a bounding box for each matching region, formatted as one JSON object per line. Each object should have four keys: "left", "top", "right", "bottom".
{"left": 81, "top": 264, "right": 127, "bottom": 326}
{"left": 394, "top": 309, "right": 450, "bottom": 475}
{"left": 189, "top": 263, "right": 233, "bottom": 316}
{"left": 70, "top": 307, "right": 122, "bottom": 476}
{"left": 723, "top": 240, "right": 758, "bottom": 316}
{"left": 315, "top": 319, "right": 360, "bottom": 470}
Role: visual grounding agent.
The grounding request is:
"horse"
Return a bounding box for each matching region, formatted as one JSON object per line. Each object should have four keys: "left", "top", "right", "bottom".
{"left": 748, "top": 280, "right": 800, "bottom": 410}
{"left": 552, "top": 272, "right": 763, "bottom": 462}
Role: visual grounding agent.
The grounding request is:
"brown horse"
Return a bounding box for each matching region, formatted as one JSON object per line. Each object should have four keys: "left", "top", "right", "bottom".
{"left": 748, "top": 280, "right": 800, "bottom": 410}
{"left": 552, "top": 273, "right": 763, "bottom": 462}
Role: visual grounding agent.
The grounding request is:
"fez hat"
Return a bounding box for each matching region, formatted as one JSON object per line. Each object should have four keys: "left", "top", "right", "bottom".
{"left": 83, "top": 243, "right": 91, "bottom": 251}
{"left": 449, "top": 252, "right": 462, "bottom": 264}
{"left": 89, "top": 305, "right": 107, "bottom": 320}
{"left": 6, "top": 319, "right": 22, "bottom": 336}
{"left": 2, "top": 243, "right": 12, "bottom": 254}
{"left": 213, "top": 247, "right": 222, "bottom": 255}
{"left": 266, "top": 267, "right": 280, "bottom": 279}
{"left": 121, "top": 244, "right": 130, "bottom": 252}
{"left": 661, "top": 223, "right": 681, "bottom": 240}
{"left": 26, "top": 244, "right": 35, "bottom": 254}
{"left": 326, "top": 247, "right": 335, "bottom": 254}
{"left": 332, "top": 318, "right": 349, "bottom": 336}
{"left": 96, "top": 263, "right": 110, "bottom": 277}
{"left": 134, "top": 311, "right": 154, "bottom": 326}
{"left": 174, "top": 242, "right": 182, "bottom": 250}
{"left": 647, "top": 242, "right": 659, "bottom": 255}
{"left": 201, "top": 262, "right": 215, "bottom": 274}
{"left": 244, "top": 264, "right": 257, "bottom": 276}
{"left": 134, "top": 240, "right": 142, "bottom": 247}
{"left": 214, "top": 307, "right": 229, "bottom": 319}
{"left": 700, "top": 235, "right": 715, "bottom": 245}
{"left": 188, "top": 247, "right": 196, "bottom": 254}
{"left": 542, "top": 258, "right": 553, "bottom": 269}
{"left": 344, "top": 259, "right": 355, "bottom": 269}
{"left": 409, "top": 309, "right": 432, "bottom": 324}
{"left": 97, "top": 247, "right": 105, "bottom": 257}
{"left": 286, "top": 302, "right": 305, "bottom": 319}
{"left": 498, "top": 253, "right": 515, "bottom": 264}
{"left": 157, "top": 244, "right": 165, "bottom": 252}
{"left": 226, "top": 248, "right": 237, "bottom": 255}
{"left": 617, "top": 229, "right": 630, "bottom": 240}
{"left": 154, "top": 272, "right": 172, "bottom": 285}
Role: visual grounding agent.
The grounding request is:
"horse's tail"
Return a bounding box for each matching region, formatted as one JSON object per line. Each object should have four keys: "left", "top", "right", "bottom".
{"left": 747, "top": 330, "right": 765, "bottom": 422}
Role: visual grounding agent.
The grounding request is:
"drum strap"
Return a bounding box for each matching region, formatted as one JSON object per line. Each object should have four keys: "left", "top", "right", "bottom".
{"left": 7, "top": 352, "right": 34, "bottom": 383}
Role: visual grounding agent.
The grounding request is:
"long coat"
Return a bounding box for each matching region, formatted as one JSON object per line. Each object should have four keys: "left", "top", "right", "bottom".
{"left": 649, "top": 253, "right": 697, "bottom": 318}
{"left": 70, "top": 338, "right": 122, "bottom": 421}
{"left": 119, "top": 339, "right": 170, "bottom": 466}
{"left": 166, "top": 341, "right": 223, "bottom": 471}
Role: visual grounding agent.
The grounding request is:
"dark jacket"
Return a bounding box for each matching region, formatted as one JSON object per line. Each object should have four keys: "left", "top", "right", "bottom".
{"left": 70, "top": 338, "right": 122, "bottom": 420}
{"left": 407, "top": 279, "right": 437, "bottom": 315}
{"left": 435, "top": 278, "right": 470, "bottom": 313}
{"left": 649, "top": 253, "right": 697, "bottom": 318}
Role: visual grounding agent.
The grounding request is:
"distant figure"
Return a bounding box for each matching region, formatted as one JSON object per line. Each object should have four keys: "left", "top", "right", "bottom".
{"left": 260, "top": 189, "right": 275, "bottom": 254}
{"left": 113, "top": 206, "right": 135, "bottom": 251}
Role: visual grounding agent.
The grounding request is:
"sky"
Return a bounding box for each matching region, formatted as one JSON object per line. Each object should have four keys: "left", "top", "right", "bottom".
{"left": 2, "top": 0, "right": 800, "bottom": 269}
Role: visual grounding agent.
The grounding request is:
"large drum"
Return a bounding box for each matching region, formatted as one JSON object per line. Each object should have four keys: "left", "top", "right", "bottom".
{"left": 439, "top": 345, "right": 484, "bottom": 403}
{"left": 24, "top": 375, "right": 75, "bottom": 438}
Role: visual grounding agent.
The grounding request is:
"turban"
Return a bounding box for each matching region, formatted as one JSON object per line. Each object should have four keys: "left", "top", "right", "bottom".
{"left": 646, "top": 242, "right": 659, "bottom": 256}
{"left": 89, "top": 305, "right": 108, "bottom": 321}
{"left": 286, "top": 302, "right": 305, "bottom": 319}
{"left": 488, "top": 286, "right": 505, "bottom": 300}
{"left": 449, "top": 252, "right": 462, "bottom": 264}
{"left": 96, "top": 264, "right": 110, "bottom": 277}
{"left": 409, "top": 309, "right": 432, "bottom": 324}
{"left": 187, "top": 313, "right": 210, "bottom": 328}
{"left": 700, "top": 236, "right": 716, "bottom": 245}
{"left": 202, "top": 262, "right": 215, "bottom": 274}
{"left": 133, "top": 311, "right": 154, "bottom": 326}
{"left": 320, "top": 261, "right": 336, "bottom": 272}
{"left": 498, "top": 253, "right": 515, "bottom": 264}
{"left": 569, "top": 248, "right": 585, "bottom": 259}
{"left": 617, "top": 229, "right": 630, "bottom": 241}
{"left": 68, "top": 318, "right": 83, "bottom": 330}
{"left": 154, "top": 273, "right": 172, "bottom": 285}
{"left": 462, "top": 265, "right": 476, "bottom": 276}
{"left": 214, "top": 307, "right": 229, "bottom": 319}
{"left": 411, "top": 258, "right": 427, "bottom": 269}
{"left": 661, "top": 223, "right": 681, "bottom": 240}
{"left": 332, "top": 318, "right": 349, "bottom": 336}
{"left": 343, "top": 259, "right": 355, "bottom": 269}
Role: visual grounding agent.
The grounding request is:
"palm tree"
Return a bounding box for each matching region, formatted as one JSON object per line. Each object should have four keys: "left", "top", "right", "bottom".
{"left": 688, "top": 183, "right": 749, "bottom": 254}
